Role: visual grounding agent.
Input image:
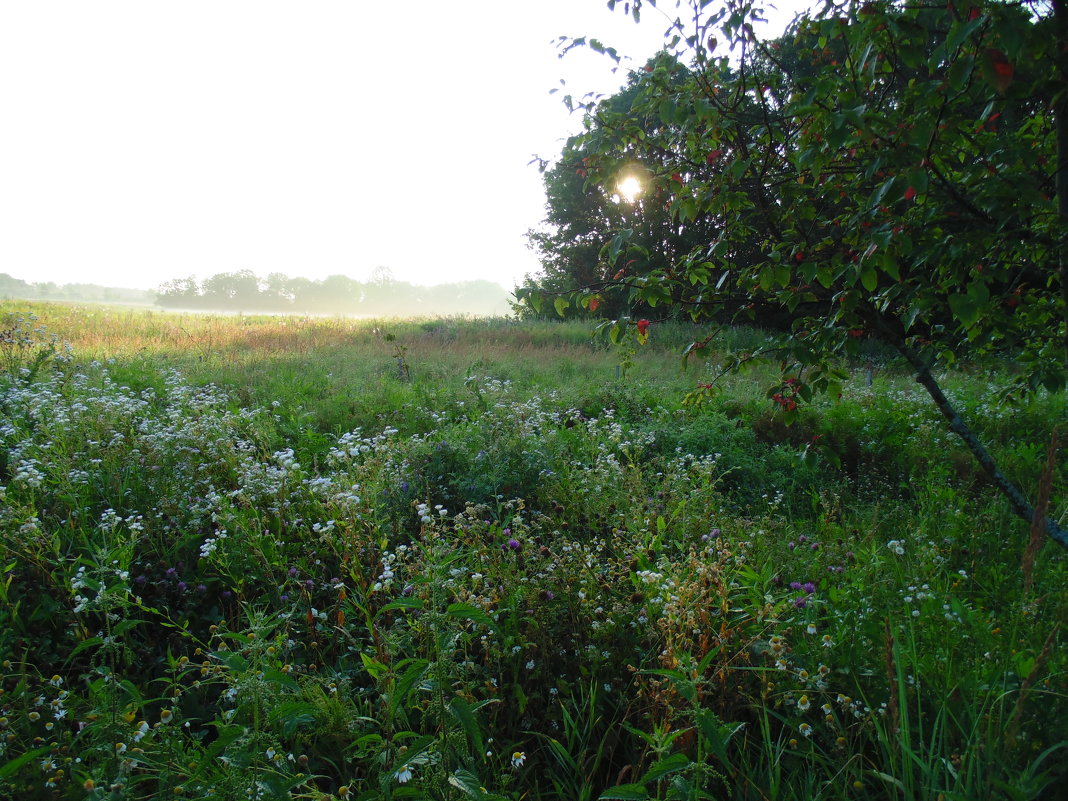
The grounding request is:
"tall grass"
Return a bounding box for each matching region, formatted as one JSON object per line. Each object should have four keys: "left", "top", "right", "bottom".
{"left": 0, "top": 302, "right": 1064, "bottom": 800}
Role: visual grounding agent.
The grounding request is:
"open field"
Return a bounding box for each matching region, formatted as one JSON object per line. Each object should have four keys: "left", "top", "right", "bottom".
{"left": 1, "top": 302, "right": 1065, "bottom": 800}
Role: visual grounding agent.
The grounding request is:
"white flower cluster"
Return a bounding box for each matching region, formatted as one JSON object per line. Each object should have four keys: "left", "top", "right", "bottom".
{"left": 416, "top": 502, "right": 447, "bottom": 524}
{"left": 200, "top": 529, "right": 228, "bottom": 559}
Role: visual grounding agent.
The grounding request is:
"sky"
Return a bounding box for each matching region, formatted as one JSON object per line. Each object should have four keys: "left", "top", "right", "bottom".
{"left": 0, "top": 1, "right": 812, "bottom": 293}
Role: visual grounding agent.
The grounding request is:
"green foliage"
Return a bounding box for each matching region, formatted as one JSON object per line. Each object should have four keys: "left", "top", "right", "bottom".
{"left": 0, "top": 307, "right": 1066, "bottom": 800}
{"left": 523, "top": 0, "right": 1067, "bottom": 547}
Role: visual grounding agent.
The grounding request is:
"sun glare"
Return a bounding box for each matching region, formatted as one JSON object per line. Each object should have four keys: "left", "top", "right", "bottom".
{"left": 617, "top": 175, "right": 642, "bottom": 203}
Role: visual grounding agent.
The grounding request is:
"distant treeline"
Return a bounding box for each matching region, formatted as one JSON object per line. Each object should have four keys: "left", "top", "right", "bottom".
{"left": 0, "top": 272, "right": 154, "bottom": 305}
{"left": 156, "top": 269, "right": 513, "bottom": 316}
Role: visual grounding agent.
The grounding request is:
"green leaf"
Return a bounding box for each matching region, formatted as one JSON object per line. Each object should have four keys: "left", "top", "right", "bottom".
{"left": 269, "top": 700, "right": 319, "bottom": 736}
{"left": 639, "top": 753, "right": 690, "bottom": 784}
{"left": 445, "top": 602, "right": 500, "bottom": 634}
{"left": 860, "top": 262, "right": 878, "bottom": 292}
{"left": 378, "top": 597, "right": 425, "bottom": 615}
{"left": 449, "top": 768, "right": 488, "bottom": 799}
{"left": 360, "top": 652, "right": 387, "bottom": 679}
{"left": 599, "top": 784, "right": 650, "bottom": 801}
{"left": 0, "top": 746, "right": 51, "bottom": 779}
{"left": 948, "top": 294, "right": 979, "bottom": 328}
{"left": 389, "top": 658, "right": 430, "bottom": 719}
{"left": 554, "top": 297, "right": 570, "bottom": 317}
{"left": 659, "top": 97, "right": 678, "bottom": 125}
{"left": 448, "top": 696, "right": 485, "bottom": 756}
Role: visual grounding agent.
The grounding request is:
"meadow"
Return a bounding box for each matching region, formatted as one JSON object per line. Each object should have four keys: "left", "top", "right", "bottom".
{"left": 0, "top": 302, "right": 1065, "bottom": 800}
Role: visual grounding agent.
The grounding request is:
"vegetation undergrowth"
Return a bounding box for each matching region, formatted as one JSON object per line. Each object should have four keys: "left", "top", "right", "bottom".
{"left": 0, "top": 305, "right": 1065, "bottom": 800}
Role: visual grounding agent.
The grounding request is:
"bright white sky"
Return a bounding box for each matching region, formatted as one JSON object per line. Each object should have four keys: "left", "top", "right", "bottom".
{"left": 0, "top": 1, "right": 811, "bottom": 292}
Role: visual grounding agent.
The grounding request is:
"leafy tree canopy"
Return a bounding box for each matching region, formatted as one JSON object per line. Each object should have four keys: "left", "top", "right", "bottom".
{"left": 519, "top": 0, "right": 1067, "bottom": 546}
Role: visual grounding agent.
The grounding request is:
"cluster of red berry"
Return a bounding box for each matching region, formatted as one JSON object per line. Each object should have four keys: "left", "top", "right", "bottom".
{"left": 772, "top": 377, "right": 801, "bottom": 412}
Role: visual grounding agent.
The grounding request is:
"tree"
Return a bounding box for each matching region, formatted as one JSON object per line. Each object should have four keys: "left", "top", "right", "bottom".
{"left": 201, "top": 269, "right": 262, "bottom": 309}
{"left": 523, "top": 63, "right": 725, "bottom": 318}
{"left": 156, "top": 276, "right": 202, "bottom": 308}
{"left": 520, "top": 0, "right": 1067, "bottom": 547}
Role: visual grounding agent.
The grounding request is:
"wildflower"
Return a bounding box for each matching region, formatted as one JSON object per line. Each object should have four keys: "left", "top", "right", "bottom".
{"left": 806, "top": 623, "right": 817, "bottom": 635}
{"left": 822, "top": 634, "right": 833, "bottom": 647}
{"left": 797, "top": 694, "right": 811, "bottom": 711}
{"left": 887, "top": 540, "right": 905, "bottom": 555}
{"left": 338, "top": 786, "right": 350, "bottom": 797}
{"left": 159, "top": 709, "right": 173, "bottom": 724}
{"left": 511, "top": 751, "right": 526, "bottom": 768}
{"left": 395, "top": 764, "right": 413, "bottom": 783}
{"left": 799, "top": 723, "right": 813, "bottom": 737}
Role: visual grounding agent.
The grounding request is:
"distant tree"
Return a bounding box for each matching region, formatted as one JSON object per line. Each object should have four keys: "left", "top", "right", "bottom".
{"left": 262, "top": 272, "right": 297, "bottom": 310}
{"left": 201, "top": 270, "right": 262, "bottom": 309}
{"left": 0, "top": 273, "right": 31, "bottom": 299}
{"left": 156, "top": 277, "right": 202, "bottom": 308}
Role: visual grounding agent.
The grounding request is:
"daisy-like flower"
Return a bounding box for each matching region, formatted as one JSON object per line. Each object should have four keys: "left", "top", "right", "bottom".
{"left": 822, "top": 634, "right": 833, "bottom": 648}
{"left": 799, "top": 723, "right": 813, "bottom": 737}
{"left": 797, "top": 694, "right": 811, "bottom": 712}
{"left": 806, "top": 624, "right": 817, "bottom": 635}
{"left": 159, "top": 709, "right": 173, "bottom": 724}
{"left": 511, "top": 751, "right": 526, "bottom": 768}
{"left": 395, "top": 765, "right": 413, "bottom": 784}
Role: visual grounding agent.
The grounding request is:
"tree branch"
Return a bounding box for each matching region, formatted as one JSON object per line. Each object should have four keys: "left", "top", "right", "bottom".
{"left": 895, "top": 340, "right": 1068, "bottom": 550}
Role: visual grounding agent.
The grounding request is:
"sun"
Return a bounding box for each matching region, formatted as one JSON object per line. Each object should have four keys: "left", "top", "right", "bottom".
{"left": 617, "top": 175, "right": 642, "bottom": 203}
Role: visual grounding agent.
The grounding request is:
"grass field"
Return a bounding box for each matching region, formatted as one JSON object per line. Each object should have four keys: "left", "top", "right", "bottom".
{"left": 1, "top": 302, "right": 1065, "bottom": 800}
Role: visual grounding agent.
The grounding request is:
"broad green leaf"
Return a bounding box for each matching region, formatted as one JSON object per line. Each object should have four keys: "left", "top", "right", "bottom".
{"left": 448, "top": 696, "right": 484, "bottom": 756}
{"left": 639, "top": 753, "right": 691, "bottom": 784}
{"left": 446, "top": 602, "right": 499, "bottom": 633}
{"left": 599, "top": 784, "right": 650, "bottom": 801}
{"left": 860, "top": 262, "right": 878, "bottom": 292}
{"left": 388, "top": 658, "right": 430, "bottom": 719}
{"left": 0, "top": 746, "right": 51, "bottom": 779}
{"left": 948, "top": 294, "right": 979, "bottom": 328}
